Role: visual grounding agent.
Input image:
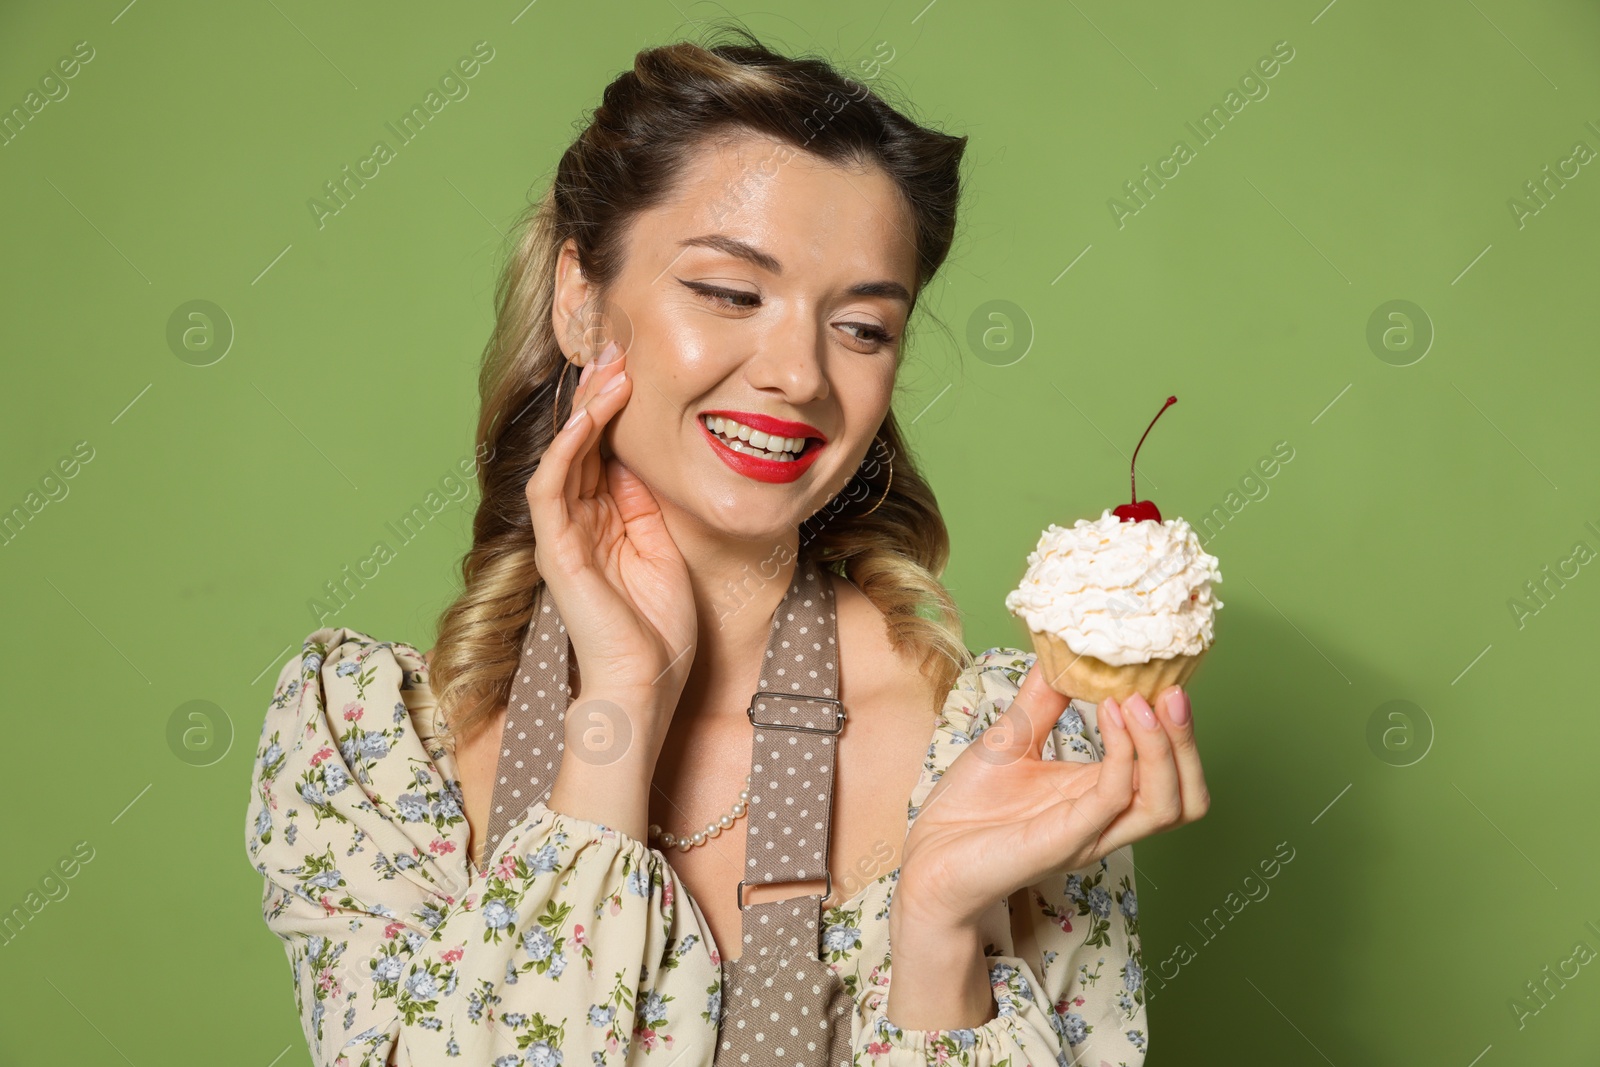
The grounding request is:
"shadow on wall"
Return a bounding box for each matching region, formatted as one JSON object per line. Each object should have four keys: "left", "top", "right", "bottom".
{"left": 1110, "top": 599, "right": 1413, "bottom": 1066}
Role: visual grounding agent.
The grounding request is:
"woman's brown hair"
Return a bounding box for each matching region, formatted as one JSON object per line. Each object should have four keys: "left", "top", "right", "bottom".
{"left": 429, "top": 22, "right": 973, "bottom": 750}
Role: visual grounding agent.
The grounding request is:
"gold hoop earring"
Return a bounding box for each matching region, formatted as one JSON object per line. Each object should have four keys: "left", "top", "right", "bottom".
{"left": 549, "top": 358, "right": 581, "bottom": 439}
{"left": 858, "top": 439, "right": 893, "bottom": 517}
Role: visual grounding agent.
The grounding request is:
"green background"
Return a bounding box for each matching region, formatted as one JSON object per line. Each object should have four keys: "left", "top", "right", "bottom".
{"left": 3, "top": 0, "right": 1597, "bottom": 1062}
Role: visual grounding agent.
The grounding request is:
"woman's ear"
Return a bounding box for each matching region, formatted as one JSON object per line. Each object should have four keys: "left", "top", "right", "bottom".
{"left": 550, "top": 238, "right": 594, "bottom": 358}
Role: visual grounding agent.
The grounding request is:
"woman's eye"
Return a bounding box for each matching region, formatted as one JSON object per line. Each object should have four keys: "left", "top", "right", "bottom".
{"left": 839, "top": 322, "right": 897, "bottom": 348}
{"left": 682, "top": 281, "right": 760, "bottom": 309}
{"left": 679, "top": 280, "right": 897, "bottom": 350}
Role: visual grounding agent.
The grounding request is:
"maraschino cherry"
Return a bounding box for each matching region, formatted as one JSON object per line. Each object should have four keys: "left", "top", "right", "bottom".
{"left": 1112, "top": 395, "right": 1177, "bottom": 523}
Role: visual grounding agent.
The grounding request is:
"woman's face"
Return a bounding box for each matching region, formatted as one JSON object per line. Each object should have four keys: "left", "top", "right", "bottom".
{"left": 551, "top": 129, "right": 920, "bottom": 544}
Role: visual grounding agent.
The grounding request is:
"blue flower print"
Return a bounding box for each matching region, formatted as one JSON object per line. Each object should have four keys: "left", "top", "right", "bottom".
{"left": 396, "top": 793, "right": 430, "bottom": 822}
{"left": 1124, "top": 958, "right": 1143, "bottom": 992}
{"left": 527, "top": 844, "right": 559, "bottom": 876}
{"left": 588, "top": 1004, "right": 616, "bottom": 1027}
{"left": 822, "top": 923, "right": 861, "bottom": 952}
{"left": 522, "top": 927, "right": 554, "bottom": 961}
{"left": 303, "top": 652, "right": 323, "bottom": 674}
{"left": 359, "top": 733, "right": 391, "bottom": 760}
{"left": 307, "top": 869, "right": 343, "bottom": 891}
{"left": 482, "top": 900, "right": 514, "bottom": 931}
{"left": 1088, "top": 886, "right": 1112, "bottom": 918}
{"left": 406, "top": 970, "right": 440, "bottom": 1000}
{"left": 336, "top": 659, "right": 360, "bottom": 677}
{"left": 393, "top": 700, "right": 407, "bottom": 724}
{"left": 526, "top": 1040, "right": 562, "bottom": 1067}
{"left": 1055, "top": 706, "right": 1084, "bottom": 736}
{"left": 374, "top": 955, "right": 404, "bottom": 982}
{"left": 1065, "top": 874, "right": 1085, "bottom": 903}
{"left": 492, "top": 1055, "right": 520, "bottom": 1067}
{"left": 255, "top": 806, "right": 271, "bottom": 837}
{"left": 322, "top": 763, "right": 350, "bottom": 795}
{"left": 1062, "top": 1011, "right": 1087, "bottom": 1045}
{"left": 548, "top": 952, "right": 568, "bottom": 978}
{"left": 262, "top": 742, "right": 283, "bottom": 769}
{"left": 625, "top": 868, "right": 651, "bottom": 897}
{"left": 1121, "top": 887, "right": 1138, "bottom": 921}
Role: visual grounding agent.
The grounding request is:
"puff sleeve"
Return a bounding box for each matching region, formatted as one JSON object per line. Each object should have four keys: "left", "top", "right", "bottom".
{"left": 852, "top": 649, "right": 1149, "bottom": 1067}
{"left": 244, "top": 628, "right": 721, "bottom": 1066}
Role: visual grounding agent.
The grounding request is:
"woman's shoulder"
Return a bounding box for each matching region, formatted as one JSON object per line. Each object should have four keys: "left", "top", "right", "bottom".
{"left": 263, "top": 626, "right": 446, "bottom": 754}
{"left": 936, "top": 645, "right": 1036, "bottom": 735}
{"left": 246, "top": 625, "right": 470, "bottom": 894}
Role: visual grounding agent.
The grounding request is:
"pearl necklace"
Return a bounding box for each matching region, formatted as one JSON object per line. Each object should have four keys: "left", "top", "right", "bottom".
{"left": 648, "top": 773, "right": 753, "bottom": 852}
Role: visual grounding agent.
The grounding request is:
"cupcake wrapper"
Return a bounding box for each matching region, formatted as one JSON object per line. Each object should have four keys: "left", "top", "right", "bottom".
{"left": 1027, "top": 631, "right": 1210, "bottom": 705}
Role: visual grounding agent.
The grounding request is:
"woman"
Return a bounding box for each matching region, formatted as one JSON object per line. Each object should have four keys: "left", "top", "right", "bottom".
{"left": 245, "top": 26, "right": 1207, "bottom": 1067}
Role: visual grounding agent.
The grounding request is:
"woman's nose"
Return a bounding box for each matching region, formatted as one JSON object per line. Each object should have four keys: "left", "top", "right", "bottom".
{"left": 742, "top": 315, "right": 829, "bottom": 402}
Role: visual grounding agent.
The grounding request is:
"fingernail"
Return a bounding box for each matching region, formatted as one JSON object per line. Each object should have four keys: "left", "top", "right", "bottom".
{"left": 564, "top": 405, "right": 589, "bottom": 430}
{"left": 599, "top": 369, "right": 627, "bottom": 395}
{"left": 578, "top": 360, "right": 595, "bottom": 388}
{"left": 596, "top": 340, "right": 621, "bottom": 366}
{"left": 1168, "top": 690, "right": 1191, "bottom": 726}
{"left": 1102, "top": 697, "right": 1124, "bottom": 731}
{"left": 1129, "top": 695, "right": 1158, "bottom": 730}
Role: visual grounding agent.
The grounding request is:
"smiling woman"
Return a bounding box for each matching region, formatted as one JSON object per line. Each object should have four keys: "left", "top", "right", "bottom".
{"left": 246, "top": 20, "right": 1164, "bottom": 1067}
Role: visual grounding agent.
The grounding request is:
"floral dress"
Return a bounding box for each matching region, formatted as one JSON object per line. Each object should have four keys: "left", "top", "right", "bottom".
{"left": 245, "top": 627, "right": 1149, "bottom": 1067}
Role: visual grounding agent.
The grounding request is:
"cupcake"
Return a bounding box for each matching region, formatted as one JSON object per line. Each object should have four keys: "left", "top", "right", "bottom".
{"left": 1004, "top": 396, "right": 1223, "bottom": 704}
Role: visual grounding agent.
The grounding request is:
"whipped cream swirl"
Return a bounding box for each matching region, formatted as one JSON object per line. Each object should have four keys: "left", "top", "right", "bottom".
{"left": 1005, "top": 509, "right": 1224, "bottom": 666}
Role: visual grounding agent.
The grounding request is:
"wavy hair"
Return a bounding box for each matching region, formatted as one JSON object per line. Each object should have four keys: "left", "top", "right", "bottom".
{"left": 429, "top": 23, "right": 973, "bottom": 750}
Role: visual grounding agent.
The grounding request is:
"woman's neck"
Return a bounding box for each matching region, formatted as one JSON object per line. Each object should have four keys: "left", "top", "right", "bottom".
{"left": 664, "top": 510, "right": 808, "bottom": 724}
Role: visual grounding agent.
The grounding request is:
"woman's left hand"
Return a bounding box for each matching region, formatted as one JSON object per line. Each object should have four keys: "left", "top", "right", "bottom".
{"left": 892, "top": 662, "right": 1209, "bottom": 930}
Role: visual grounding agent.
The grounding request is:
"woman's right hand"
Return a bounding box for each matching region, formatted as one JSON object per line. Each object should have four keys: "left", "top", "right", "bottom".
{"left": 526, "top": 340, "right": 698, "bottom": 729}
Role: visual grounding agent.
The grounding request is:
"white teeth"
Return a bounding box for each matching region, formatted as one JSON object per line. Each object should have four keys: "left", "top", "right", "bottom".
{"left": 702, "top": 415, "right": 809, "bottom": 458}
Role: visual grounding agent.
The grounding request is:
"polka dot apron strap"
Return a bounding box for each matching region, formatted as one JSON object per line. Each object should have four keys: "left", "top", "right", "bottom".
{"left": 482, "top": 555, "right": 855, "bottom": 1066}
{"left": 719, "top": 557, "right": 855, "bottom": 1067}
{"left": 477, "top": 581, "right": 575, "bottom": 873}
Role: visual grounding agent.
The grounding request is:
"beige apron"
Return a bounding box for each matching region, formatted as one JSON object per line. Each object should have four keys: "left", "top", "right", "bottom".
{"left": 480, "top": 556, "right": 856, "bottom": 1066}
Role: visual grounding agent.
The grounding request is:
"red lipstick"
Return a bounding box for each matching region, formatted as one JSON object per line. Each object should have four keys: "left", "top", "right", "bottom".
{"left": 701, "top": 410, "right": 827, "bottom": 442}
{"left": 698, "top": 410, "right": 827, "bottom": 485}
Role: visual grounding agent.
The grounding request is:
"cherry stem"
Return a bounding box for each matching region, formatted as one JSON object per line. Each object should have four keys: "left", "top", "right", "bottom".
{"left": 1128, "top": 395, "right": 1177, "bottom": 503}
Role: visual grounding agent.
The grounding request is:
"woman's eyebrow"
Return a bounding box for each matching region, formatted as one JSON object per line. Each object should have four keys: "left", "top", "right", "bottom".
{"left": 677, "top": 233, "right": 912, "bottom": 305}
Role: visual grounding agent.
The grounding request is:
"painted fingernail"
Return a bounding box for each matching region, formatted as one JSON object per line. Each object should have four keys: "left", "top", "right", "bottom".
{"left": 1102, "top": 697, "right": 1124, "bottom": 731}
{"left": 564, "top": 405, "right": 589, "bottom": 431}
{"left": 1129, "top": 695, "right": 1158, "bottom": 730}
{"left": 596, "top": 340, "right": 621, "bottom": 366}
{"left": 1168, "top": 690, "right": 1191, "bottom": 725}
{"left": 599, "top": 369, "right": 628, "bottom": 395}
{"left": 578, "top": 360, "right": 595, "bottom": 388}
